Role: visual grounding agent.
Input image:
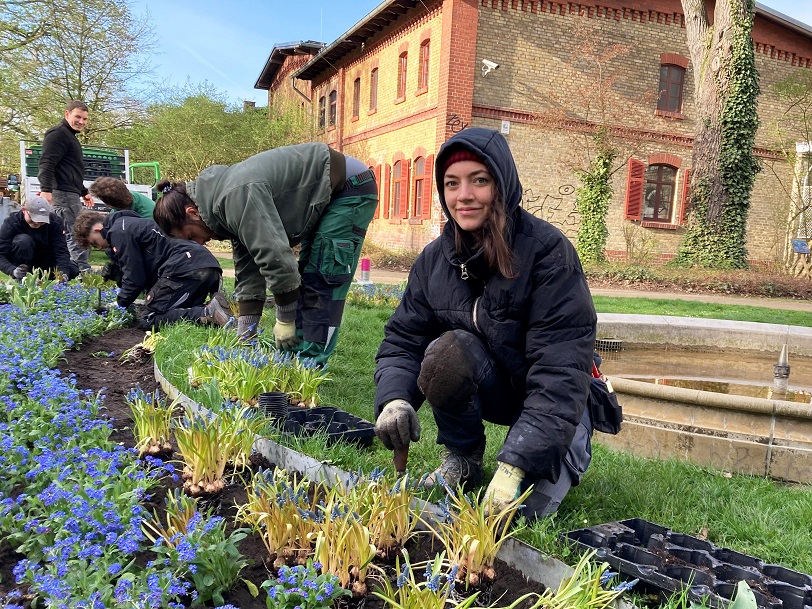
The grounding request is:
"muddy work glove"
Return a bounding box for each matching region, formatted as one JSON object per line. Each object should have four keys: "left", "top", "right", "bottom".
{"left": 374, "top": 399, "right": 421, "bottom": 450}
{"left": 484, "top": 461, "right": 525, "bottom": 512}
{"left": 273, "top": 301, "right": 300, "bottom": 350}
{"left": 12, "top": 265, "right": 29, "bottom": 280}
{"left": 237, "top": 314, "right": 261, "bottom": 340}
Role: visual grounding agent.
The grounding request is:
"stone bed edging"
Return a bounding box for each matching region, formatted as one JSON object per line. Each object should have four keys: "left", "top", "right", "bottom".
{"left": 152, "top": 360, "right": 628, "bottom": 601}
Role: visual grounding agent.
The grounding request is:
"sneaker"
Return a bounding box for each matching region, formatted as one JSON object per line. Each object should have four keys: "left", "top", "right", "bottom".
{"left": 424, "top": 440, "right": 486, "bottom": 490}
{"left": 201, "top": 292, "right": 233, "bottom": 327}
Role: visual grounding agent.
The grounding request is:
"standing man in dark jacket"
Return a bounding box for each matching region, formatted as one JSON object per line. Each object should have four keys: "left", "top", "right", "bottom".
{"left": 374, "top": 128, "right": 597, "bottom": 519}
{"left": 0, "top": 195, "right": 79, "bottom": 280}
{"left": 38, "top": 100, "right": 93, "bottom": 272}
{"left": 73, "top": 211, "right": 232, "bottom": 329}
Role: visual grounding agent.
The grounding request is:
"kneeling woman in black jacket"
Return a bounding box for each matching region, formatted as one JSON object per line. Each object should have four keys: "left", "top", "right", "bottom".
{"left": 373, "top": 128, "right": 597, "bottom": 519}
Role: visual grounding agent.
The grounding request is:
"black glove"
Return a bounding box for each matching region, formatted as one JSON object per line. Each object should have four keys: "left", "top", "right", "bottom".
{"left": 12, "top": 265, "right": 29, "bottom": 280}
{"left": 100, "top": 261, "right": 122, "bottom": 284}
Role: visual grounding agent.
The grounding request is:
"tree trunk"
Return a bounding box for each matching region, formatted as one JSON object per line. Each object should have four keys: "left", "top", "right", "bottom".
{"left": 677, "top": 0, "right": 760, "bottom": 268}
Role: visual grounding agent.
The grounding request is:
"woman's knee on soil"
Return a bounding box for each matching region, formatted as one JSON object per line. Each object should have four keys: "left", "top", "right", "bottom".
{"left": 417, "top": 330, "right": 485, "bottom": 414}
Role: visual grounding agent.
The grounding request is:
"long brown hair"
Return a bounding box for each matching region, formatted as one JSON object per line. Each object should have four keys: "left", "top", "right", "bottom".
{"left": 153, "top": 180, "right": 195, "bottom": 236}
{"left": 454, "top": 189, "right": 516, "bottom": 279}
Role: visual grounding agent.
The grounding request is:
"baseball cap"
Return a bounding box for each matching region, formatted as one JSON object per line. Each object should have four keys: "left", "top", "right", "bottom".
{"left": 25, "top": 195, "right": 52, "bottom": 224}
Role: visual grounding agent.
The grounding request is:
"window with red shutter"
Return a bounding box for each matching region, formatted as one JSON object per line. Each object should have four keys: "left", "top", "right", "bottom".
{"left": 422, "top": 155, "right": 434, "bottom": 219}
{"left": 372, "top": 164, "right": 381, "bottom": 219}
{"left": 625, "top": 158, "right": 645, "bottom": 220}
{"left": 413, "top": 157, "right": 425, "bottom": 217}
{"left": 382, "top": 163, "right": 391, "bottom": 218}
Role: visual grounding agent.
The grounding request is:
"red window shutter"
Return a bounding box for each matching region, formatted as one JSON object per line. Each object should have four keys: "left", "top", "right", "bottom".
{"left": 625, "top": 158, "right": 645, "bottom": 220}
{"left": 422, "top": 154, "right": 434, "bottom": 218}
{"left": 383, "top": 163, "right": 391, "bottom": 219}
{"left": 373, "top": 165, "right": 381, "bottom": 219}
{"left": 678, "top": 168, "right": 691, "bottom": 225}
{"left": 400, "top": 160, "right": 411, "bottom": 218}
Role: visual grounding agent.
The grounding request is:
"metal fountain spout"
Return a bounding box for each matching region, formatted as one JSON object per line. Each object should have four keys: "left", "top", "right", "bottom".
{"left": 773, "top": 344, "right": 790, "bottom": 394}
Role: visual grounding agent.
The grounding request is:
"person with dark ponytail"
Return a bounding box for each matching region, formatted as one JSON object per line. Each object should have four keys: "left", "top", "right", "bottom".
{"left": 373, "top": 128, "right": 597, "bottom": 519}
{"left": 152, "top": 143, "right": 377, "bottom": 366}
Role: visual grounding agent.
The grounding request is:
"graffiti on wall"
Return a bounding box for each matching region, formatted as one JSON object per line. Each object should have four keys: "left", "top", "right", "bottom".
{"left": 522, "top": 185, "right": 579, "bottom": 238}
{"left": 446, "top": 113, "right": 468, "bottom": 133}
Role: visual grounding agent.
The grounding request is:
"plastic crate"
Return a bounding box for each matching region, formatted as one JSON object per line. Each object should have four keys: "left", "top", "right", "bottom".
{"left": 562, "top": 518, "right": 812, "bottom": 609}
{"left": 24, "top": 143, "right": 127, "bottom": 180}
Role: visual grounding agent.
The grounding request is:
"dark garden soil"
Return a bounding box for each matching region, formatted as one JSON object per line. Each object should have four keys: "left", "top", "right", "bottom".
{"left": 0, "top": 326, "right": 541, "bottom": 608}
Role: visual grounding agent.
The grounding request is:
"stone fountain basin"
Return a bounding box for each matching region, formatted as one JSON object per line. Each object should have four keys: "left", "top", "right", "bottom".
{"left": 597, "top": 314, "right": 812, "bottom": 483}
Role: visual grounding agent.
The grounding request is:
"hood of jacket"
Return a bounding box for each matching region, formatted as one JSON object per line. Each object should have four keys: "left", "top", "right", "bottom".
{"left": 435, "top": 128, "right": 523, "bottom": 223}
{"left": 186, "top": 166, "right": 227, "bottom": 215}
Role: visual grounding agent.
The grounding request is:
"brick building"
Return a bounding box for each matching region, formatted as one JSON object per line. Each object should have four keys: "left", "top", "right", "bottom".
{"left": 254, "top": 0, "right": 812, "bottom": 264}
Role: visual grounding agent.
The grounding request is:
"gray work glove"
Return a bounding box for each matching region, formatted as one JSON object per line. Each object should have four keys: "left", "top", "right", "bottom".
{"left": 374, "top": 399, "right": 421, "bottom": 450}
{"left": 12, "top": 265, "right": 29, "bottom": 280}
{"left": 237, "top": 314, "right": 261, "bottom": 340}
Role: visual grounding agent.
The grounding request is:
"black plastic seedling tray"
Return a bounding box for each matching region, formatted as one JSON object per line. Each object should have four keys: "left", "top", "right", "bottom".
{"left": 281, "top": 405, "right": 376, "bottom": 447}
{"left": 562, "top": 518, "right": 812, "bottom": 609}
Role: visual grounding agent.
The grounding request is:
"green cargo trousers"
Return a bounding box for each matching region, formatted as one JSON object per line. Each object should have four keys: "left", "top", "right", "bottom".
{"left": 291, "top": 172, "right": 378, "bottom": 366}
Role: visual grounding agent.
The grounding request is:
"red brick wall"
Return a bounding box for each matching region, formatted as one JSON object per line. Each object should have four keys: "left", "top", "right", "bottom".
{"left": 289, "top": 0, "right": 812, "bottom": 263}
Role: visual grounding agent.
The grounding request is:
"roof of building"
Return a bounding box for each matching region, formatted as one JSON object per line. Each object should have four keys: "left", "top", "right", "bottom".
{"left": 294, "top": 0, "right": 418, "bottom": 81}
{"left": 254, "top": 40, "right": 325, "bottom": 90}
{"left": 755, "top": 2, "right": 812, "bottom": 38}
{"left": 287, "top": 0, "right": 812, "bottom": 82}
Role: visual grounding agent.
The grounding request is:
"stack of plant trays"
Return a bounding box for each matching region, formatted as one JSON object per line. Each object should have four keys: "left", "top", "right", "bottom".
{"left": 563, "top": 518, "right": 812, "bottom": 609}
{"left": 282, "top": 405, "right": 376, "bottom": 447}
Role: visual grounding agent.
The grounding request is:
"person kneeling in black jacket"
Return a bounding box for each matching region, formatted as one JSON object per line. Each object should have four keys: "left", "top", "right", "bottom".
{"left": 374, "top": 128, "right": 598, "bottom": 520}
{"left": 74, "top": 211, "right": 232, "bottom": 329}
{"left": 0, "top": 195, "right": 79, "bottom": 280}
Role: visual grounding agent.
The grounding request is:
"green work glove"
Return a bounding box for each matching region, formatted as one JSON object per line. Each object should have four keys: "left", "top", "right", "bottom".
{"left": 484, "top": 461, "right": 525, "bottom": 511}
{"left": 374, "top": 399, "right": 421, "bottom": 450}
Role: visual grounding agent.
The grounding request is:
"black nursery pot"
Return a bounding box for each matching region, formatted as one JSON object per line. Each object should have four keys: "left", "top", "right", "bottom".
{"left": 258, "top": 392, "right": 289, "bottom": 420}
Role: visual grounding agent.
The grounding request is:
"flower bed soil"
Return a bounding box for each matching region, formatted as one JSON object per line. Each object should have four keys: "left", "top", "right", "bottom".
{"left": 0, "top": 326, "right": 541, "bottom": 608}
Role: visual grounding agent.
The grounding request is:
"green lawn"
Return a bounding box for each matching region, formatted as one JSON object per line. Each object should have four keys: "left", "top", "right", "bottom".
{"left": 154, "top": 297, "right": 812, "bottom": 575}
{"left": 592, "top": 295, "right": 812, "bottom": 326}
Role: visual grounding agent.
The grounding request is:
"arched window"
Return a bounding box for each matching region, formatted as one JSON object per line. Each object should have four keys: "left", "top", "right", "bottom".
{"left": 328, "top": 90, "right": 337, "bottom": 126}
{"left": 397, "top": 52, "right": 408, "bottom": 100}
{"left": 318, "top": 96, "right": 326, "bottom": 129}
{"left": 392, "top": 159, "right": 410, "bottom": 218}
{"left": 657, "top": 65, "right": 685, "bottom": 113}
{"left": 370, "top": 67, "right": 378, "bottom": 112}
{"left": 412, "top": 155, "right": 433, "bottom": 218}
{"left": 352, "top": 78, "right": 361, "bottom": 120}
{"left": 643, "top": 164, "right": 677, "bottom": 222}
{"left": 417, "top": 40, "right": 430, "bottom": 93}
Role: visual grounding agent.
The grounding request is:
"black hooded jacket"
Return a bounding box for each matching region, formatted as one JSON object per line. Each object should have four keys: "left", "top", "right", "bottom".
{"left": 374, "top": 128, "right": 597, "bottom": 483}
{"left": 0, "top": 211, "right": 73, "bottom": 277}
{"left": 102, "top": 212, "right": 221, "bottom": 307}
